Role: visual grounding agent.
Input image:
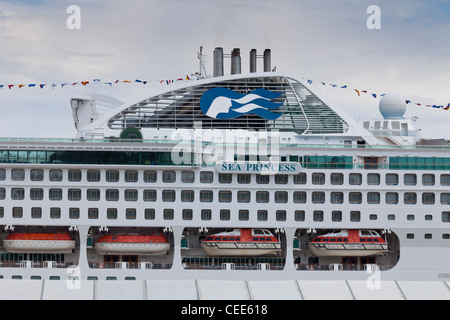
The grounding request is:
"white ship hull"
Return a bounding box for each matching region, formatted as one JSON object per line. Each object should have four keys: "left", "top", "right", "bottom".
{"left": 94, "top": 242, "right": 170, "bottom": 255}
{"left": 3, "top": 240, "right": 76, "bottom": 254}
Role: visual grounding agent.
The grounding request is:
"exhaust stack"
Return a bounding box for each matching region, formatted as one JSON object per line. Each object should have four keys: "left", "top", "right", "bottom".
{"left": 213, "top": 47, "right": 224, "bottom": 77}
{"left": 231, "top": 48, "right": 241, "bottom": 75}
{"left": 264, "top": 49, "right": 271, "bottom": 72}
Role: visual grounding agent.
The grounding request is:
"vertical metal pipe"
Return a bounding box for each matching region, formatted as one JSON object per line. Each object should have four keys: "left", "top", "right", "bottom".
{"left": 250, "top": 49, "right": 257, "bottom": 73}
{"left": 264, "top": 49, "right": 271, "bottom": 72}
{"left": 231, "top": 48, "right": 241, "bottom": 75}
{"left": 213, "top": 47, "right": 224, "bottom": 77}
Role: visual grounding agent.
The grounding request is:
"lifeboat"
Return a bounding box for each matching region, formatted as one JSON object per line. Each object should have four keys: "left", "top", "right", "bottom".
{"left": 308, "top": 230, "right": 388, "bottom": 257}
{"left": 201, "top": 229, "right": 281, "bottom": 257}
{"left": 94, "top": 232, "right": 170, "bottom": 255}
{"left": 3, "top": 230, "right": 75, "bottom": 253}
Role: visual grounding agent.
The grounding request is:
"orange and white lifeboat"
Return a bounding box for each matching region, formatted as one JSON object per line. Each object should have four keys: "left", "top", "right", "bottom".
{"left": 201, "top": 229, "right": 281, "bottom": 257}
{"left": 3, "top": 231, "right": 75, "bottom": 253}
{"left": 308, "top": 230, "right": 388, "bottom": 257}
{"left": 94, "top": 232, "right": 170, "bottom": 255}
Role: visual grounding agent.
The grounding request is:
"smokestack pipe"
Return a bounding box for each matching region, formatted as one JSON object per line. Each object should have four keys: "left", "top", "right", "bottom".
{"left": 250, "top": 49, "right": 257, "bottom": 73}
{"left": 264, "top": 49, "right": 271, "bottom": 72}
{"left": 231, "top": 48, "right": 241, "bottom": 75}
{"left": 213, "top": 47, "right": 224, "bottom": 77}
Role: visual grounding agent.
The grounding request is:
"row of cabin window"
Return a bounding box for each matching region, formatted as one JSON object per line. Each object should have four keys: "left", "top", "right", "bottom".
{"left": 1, "top": 188, "right": 450, "bottom": 205}
{"left": 2, "top": 168, "right": 450, "bottom": 186}
{"left": 1, "top": 207, "right": 450, "bottom": 223}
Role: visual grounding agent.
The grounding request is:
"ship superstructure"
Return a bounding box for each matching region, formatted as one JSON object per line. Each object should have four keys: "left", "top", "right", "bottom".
{"left": 0, "top": 47, "right": 449, "bottom": 282}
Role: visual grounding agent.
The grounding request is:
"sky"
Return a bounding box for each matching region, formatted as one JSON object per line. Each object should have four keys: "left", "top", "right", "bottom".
{"left": 0, "top": 0, "right": 450, "bottom": 139}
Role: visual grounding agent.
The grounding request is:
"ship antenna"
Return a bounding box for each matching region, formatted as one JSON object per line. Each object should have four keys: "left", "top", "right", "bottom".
{"left": 197, "top": 46, "right": 208, "bottom": 79}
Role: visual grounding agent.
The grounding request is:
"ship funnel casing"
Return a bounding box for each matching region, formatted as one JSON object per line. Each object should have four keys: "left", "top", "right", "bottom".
{"left": 231, "top": 48, "right": 241, "bottom": 75}
{"left": 264, "top": 49, "right": 271, "bottom": 72}
{"left": 250, "top": 49, "right": 257, "bottom": 73}
{"left": 213, "top": 47, "right": 224, "bottom": 77}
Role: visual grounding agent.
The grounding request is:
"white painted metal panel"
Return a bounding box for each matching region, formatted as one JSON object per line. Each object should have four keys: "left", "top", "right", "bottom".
{"left": 42, "top": 280, "right": 94, "bottom": 300}
{"left": 398, "top": 281, "right": 450, "bottom": 300}
{"left": 94, "top": 280, "right": 144, "bottom": 300}
{"left": 197, "top": 280, "right": 249, "bottom": 300}
{"left": 146, "top": 280, "right": 198, "bottom": 300}
{"left": 0, "top": 280, "right": 43, "bottom": 300}
{"left": 348, "top": 281, "right": 404, "bottom": 300}
{"left": 298, "top": 280, "right": 353, "bottom": 300}
{"left": 248, "top": 281, "right": 301, "bottom": 300}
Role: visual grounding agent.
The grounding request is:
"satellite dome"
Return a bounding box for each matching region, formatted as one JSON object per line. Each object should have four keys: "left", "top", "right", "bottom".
{"left": 379, "top": 93, "right": 407, "bottom": 119}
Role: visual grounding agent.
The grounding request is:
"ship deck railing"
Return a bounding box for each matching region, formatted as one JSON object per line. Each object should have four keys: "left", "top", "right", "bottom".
{"left": 0, "top": 261, "right": 77, "bottom": 269}
{"left": 295, "top": 263, "right": 394, "bottom": 272}
{"left": 88, "top": 262, "right": 172, "bottom": 270}
{"left": 0, "top": 137, "right": 449, "bottom": 150}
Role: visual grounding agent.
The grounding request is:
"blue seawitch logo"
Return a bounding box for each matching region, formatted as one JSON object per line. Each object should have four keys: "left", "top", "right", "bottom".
{"left": 199, "top": 88, "right": 284, "bottom": 120}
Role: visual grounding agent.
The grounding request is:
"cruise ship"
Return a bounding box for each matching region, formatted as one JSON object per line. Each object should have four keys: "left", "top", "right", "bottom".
{"left": 0, "top": 46, "right": 449, "bottom": 286}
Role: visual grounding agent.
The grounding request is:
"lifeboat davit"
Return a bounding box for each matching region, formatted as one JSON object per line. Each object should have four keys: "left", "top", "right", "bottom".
{"left": 3, "top": 231, "right": 75, "bottom": 253}
{"left": 201, "top": 229, "right": 281, "bottom": 257}
{"left": 94, "top": 232, "right": 170, "bottom": 255}
{"left": 308, "top": 230, "right": 388, "bottom": 257}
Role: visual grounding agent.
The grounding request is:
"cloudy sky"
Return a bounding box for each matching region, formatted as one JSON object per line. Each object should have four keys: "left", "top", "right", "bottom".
{"left": 0, "top": 0, "right": 450, "bottom": 138}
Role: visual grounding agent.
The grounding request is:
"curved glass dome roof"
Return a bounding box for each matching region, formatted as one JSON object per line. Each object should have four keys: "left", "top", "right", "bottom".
{"left": 107, "top": 75, "right": 349, "bottom": 135}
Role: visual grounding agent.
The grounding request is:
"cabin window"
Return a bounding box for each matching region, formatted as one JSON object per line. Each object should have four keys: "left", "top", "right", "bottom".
{"left": 330, "top": 192, "right": 343, "bottom": 204}
{"left": 220, "top": 210, "right": 230, "bottom": 221}
{"left": 144, "top": 209, "right": 155, "bottom": 220}
{"left": 11, "top": 169, "right": 25, "bottom": 181}
{"left": 295, "top": 210, "right": 305, "bottom": 221}
{"left": 293, "top": 191, "right": 307, "bottom": 204}
{"left": 200, "top": 190, "right": 214, "bottom": 203}
{"left": 106, "top": 170, "right": 120, "bottom": 182}
{"left": 367, "top": 173, "right": 380, "bottom": 185}
{"left": 30, "top": 169, "right": 44, "bottom": 181}
{"left": 181, "top": 171, "right": 195, "bottom": 183}
{"left": 238, "top": 174, "right": 251, "bottom": 184}
{"left": 87, "top": 170, "right": 101, "bottom": 182}
{"left": 330, "top": 173, "right": 343, "bottom": 185}
{"left": 404, "top": 174, "right": 417, "bottom": 186}
{"left": 239, "top": 210, "right": 249, "bottom": 221}
{"left": 107, "top": 208, "right": 118, "bottom": 220}
{"left": 441, "top": 174, "right": 450, "bottom": 186}
{"left": 144, "top": 170, "right": 157, "bottom": 183}
{"left": 218, "top": 173, "right": 232, "bottom": 184}
{"left": 0, "top": 169, "right": 5, "bottom": 181}
{"left": 49, "top": 169, "right": 63, "bottom": 182}
{"left": 349, "top": 173, "right": 362, "bottom": 185}
{"left": 200, "top": 171, "right": 213, "bottom": 183}
{"left": 404, "top": 192, "right": 417, "bottom": 204}
{"left": 50, "top": 208, "right": 61, "bottom": 219}
{"left": 162, "top": 190, "right": 175, "bottom": 202}
{"left": 293, "top": 173, "right": 307, "bottom": 185}
{"left": 126, "top": 208, "right": 136, "bottom": 220}
{"left": 312, "top": 173, "right": 325, "bottom": 185}
{"left": 276, "top": 210, "right": 287, "bottom": 221}
{"left": 274, "top": 191, "right": 288, "bottom": 203}
{"left": 201, "top": 209, "right": 212, "bottom": 221}
{"left": 332, "top": 211, "right": 342, "bottom": 222}
{"left": 256, "top": 175, "right": 270, "bottom": 184}
{"left": 350, "top": 211, "right": 361, "bottom": 222}
{"left": 125, "top": 189, "right": 139, "bottom": 202}
{"left": 219, "top": 191, "right": 232, "bottom": 203}
{"left": 163, "top": 209, "right": 174, "bottom": 220}
{"left": 313, "top": 211, "right": 324, "bottom": 222}
{"left": 422, "top": 193, "right": 435, "bottom": 205}
{"left": 30, "top": 188, "right": 44, "bottom": 201}
{"left": 386, "top": 192, "right": 399, "bottom": 204}
{"left": 143, "top": 189, "right": 157, "bottom": 202}
{"left": 441, "top": 193, "right": 450, "bottom": 205}
{"left": 422, "top": 174, "right": 435, "bottom": 186}
{"left": 386, "top": 173, "right": 399, "bottom": 185}
{"left": 162, "top": 171, "right": 176, "bottom": 183}
{"left": 275, "top": 174, "right": 288, "bottom": 185}
{"left": 257, "top": 210, "right": 268, "bottom": 221}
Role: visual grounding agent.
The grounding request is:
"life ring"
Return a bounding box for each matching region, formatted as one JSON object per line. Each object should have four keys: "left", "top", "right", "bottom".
{"left": 309, "top": 265, "right": 315, "bottom": 271}
{"left": 98, "top": 263, "right": 104, "bottom": 269}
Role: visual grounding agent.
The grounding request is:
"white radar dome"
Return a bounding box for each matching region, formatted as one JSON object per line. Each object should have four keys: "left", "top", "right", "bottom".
{"left": 379, "top": 93, "right": 407, "bottom": 119}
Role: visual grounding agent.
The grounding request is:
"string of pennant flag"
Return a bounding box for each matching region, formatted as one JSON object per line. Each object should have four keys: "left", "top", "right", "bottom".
{"left": 0, "top": 75, "right": 196, "bottom": 90}
{"left": 302, "top": 77, "right": 450, "bottom": 111}
{"left": 1, "top": 74, "right": 449, "bottom": 111}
